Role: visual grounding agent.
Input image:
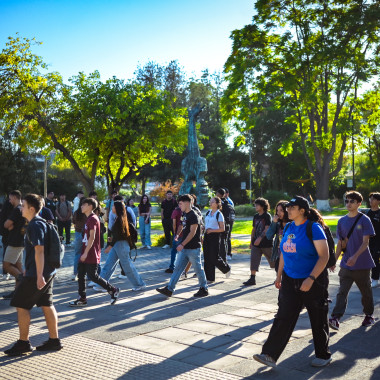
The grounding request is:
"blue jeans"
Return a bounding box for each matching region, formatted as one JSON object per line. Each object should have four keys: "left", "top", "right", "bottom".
{"left": 168, "top": 248, "right": 207, "bottom": 292}
{"left": 139, "top": 216, "right": 151, "bottom": 246}
{"left": 73, "top": 231, "right": 82, "bottom": 275}
{"left": 99, "top": 240, "right": 145, "bottom": 288}
{"left": 169, "top": 238, "right": 182, "bottom": 270}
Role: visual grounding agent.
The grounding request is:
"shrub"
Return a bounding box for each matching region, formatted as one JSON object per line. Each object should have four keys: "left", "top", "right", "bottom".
{"left": 151, "top": 234, "right": 167, "bottom": 247}
{"left": 234, "top": 204, "right": 255, "bottom": 217}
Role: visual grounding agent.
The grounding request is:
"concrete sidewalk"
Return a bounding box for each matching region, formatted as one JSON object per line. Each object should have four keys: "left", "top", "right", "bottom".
{"left": 0, "top": 246, "right": 379, "bottom": 379}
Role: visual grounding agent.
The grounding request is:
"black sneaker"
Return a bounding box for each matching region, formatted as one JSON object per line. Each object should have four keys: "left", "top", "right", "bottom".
{"left": 110, "top": 287, "right": 120, "bottom": 305}
{"left": 194, "top": 287, "right": 208, "bottom": 297}
{"left": 156, "top": 286, "right": 173, "bottom": 297}
{"left": 4, "top": 340, "right": 34, "bottom": 356}
{"left": 165, "top": 268, "right": 174, "bottom": 274}
{"left": 69, "top": 298, "right": 87, "bottom": 307}
{"left": 243, "top": 277, "right": 256, "bottom": 286}
{"left": 2, "top": 290, "right": 15, "bottom": 299}
{"left": 36, "top": 338, "right": 63, "bottom": 351}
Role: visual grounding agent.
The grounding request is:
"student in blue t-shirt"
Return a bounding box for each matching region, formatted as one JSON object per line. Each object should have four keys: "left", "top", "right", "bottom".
{"left": 253, "top": 196, "right": 332, "bottom": 369}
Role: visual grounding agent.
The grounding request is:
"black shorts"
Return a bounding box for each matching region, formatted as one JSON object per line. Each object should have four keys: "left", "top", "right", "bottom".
{"left": 10, "top": 275, "right": 55, "bottom": 310}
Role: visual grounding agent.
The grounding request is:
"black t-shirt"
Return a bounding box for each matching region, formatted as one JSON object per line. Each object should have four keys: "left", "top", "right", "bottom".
{"left": 161, "top": 199, "right": 178, "bottom": 219}
{"left": 182, "top": 209, "right": 201, "bottom": 249}
{"left": 252, "top": 212, "right": 273, "bottom": 248}
{"left": 8, "top": 205, "right": 26, "bottom": 247}
{"left": 24, "top": 216, "right": 56, "bottom": 277}
{"left": 367, "top": 209, "right": 380, "bottom": 251}
{"left": 45, "top": 198, "right": 56, "bottom": 216}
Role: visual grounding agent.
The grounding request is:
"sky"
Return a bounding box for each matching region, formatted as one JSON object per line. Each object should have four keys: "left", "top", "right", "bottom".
{"left": 0, "top": 0, "right": 254, "bottom": 82}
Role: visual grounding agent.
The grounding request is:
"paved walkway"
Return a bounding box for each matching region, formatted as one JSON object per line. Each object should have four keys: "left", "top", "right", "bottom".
{"left": 0, "top": 246, "right": 379, "bottom": 379}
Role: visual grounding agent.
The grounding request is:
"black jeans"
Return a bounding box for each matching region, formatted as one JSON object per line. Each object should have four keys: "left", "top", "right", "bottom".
{"left": 227, "top": 221, "right": 234, "bottom": 256}
{"left": 57, "top": 220, "right": 71, "bottom": 244}
{"left": 203, "top": 233, "right": 230, "bottom": 281}
{"left": 262, "top": 270, "right": 331, "bottom": 361}
{"left": 162, "top": 218, "right": 173, "bottom": 245}
{"left": 77, "top": 262, "right": 114, "bottom": 299}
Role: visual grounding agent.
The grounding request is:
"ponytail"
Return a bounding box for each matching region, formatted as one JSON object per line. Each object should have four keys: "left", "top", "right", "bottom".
{"left": 305, "top": 208, "right": 326, "bottom": 228}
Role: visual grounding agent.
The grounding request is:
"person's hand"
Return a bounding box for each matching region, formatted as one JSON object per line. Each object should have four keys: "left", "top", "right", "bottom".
{"left": 206, "top": 228, "right": 212, "bottom": 234}
{"left": 174, "top": 235, "right": 179, "bottom": 242}
{"left": 273, "top": 215, "right": 279, "bottom": 223}
{"left": 104, "top": 245, "right": 111, "bottom": 254}
{"left": 254, "top": 237, "right": 262, "bottom": 246}
{"left": 37, "top": 275, "right": 46, "bottom": 290}
{"left": 274, "top": 277, "right": 281, "bottom": 289}
{"left": 347, "top": 255, "right": 357, "bottom": 267}
{"left": 177, "top": 244, "right": 184, "bottom": 252}
{"left": 80, "top": 253, "right": 88, "bottom": 262}
{"left": 300, "top": 277, "right": 314, "bottom": 292}
{"left": 329, "top": 265, "right": 336, "bottom": 273}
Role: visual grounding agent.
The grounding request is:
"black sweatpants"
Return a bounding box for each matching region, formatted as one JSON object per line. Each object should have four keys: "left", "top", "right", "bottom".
{"left": 77, "top": 262, "right": 114, "bottom": 299}
{"left": 227, "top": 221, "right": 234, "bottom": 256}
{"left": 203, "top": 233, "right": 230, "bottom": 281}
{"left": 369, "top": 245, "right": 380, "bottom": 280}
{"left": 262, "top": 270, "right": 331, "bottom": 361}
{"left": 162, "top": 218, "right": 173, "bottom": 245}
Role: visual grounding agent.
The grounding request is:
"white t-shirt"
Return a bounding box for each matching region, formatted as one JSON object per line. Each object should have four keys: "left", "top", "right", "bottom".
{"left": 205, "top": 210, "right": 224, "bottom": 230}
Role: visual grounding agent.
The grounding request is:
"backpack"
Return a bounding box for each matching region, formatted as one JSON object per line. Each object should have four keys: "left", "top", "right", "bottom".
{"left": 42, "top": 221, "right": 65, "bottom": 268}
{"left": 283, "top": 221, "right": 336, "bottom": 268}
{"left": 220, "top": 199, "right": 235, "bottom": 226}
{"left": 206, "top": 210, "right": 221, "bottom": 221}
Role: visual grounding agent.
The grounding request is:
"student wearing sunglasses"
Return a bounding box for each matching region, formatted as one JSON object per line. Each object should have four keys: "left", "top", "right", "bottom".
{"left": 329, "top": 191, "right": 375, "bottom": 331}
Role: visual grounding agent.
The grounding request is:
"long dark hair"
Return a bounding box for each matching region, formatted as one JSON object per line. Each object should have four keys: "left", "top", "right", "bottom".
{"left": 275, "top": 200, "right": 290, "bottom": 224}
{"left": 113, "top": 201, "right": 130, "bottom": 238}
{"left": 74, "top": 197, "right": 87, "bottom": 223}
{"left": 305, "top": 208, "right": 326, "bottom": 228}
{"left": 139, "top": 194, "right": 151, "bottom": 207}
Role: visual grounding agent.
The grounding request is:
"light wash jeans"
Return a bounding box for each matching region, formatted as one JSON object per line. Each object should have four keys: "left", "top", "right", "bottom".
{"left": 99, "top": 240, "right": 145, "bottom": 288}
{"left": 168, "top": 248, "right": 207, "bottom": 292}
{"left": 169, "top": 238, "right": 182, "bottom": 270}
{"left": 139, "top": 216, "right": 151, "bottom": 246}
{"left": 73, "top": 231, "right": 82, "bottom": 275}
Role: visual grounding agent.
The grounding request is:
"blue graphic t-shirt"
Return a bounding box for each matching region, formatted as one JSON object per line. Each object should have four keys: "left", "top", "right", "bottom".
{"left": 280, "top": 220, "right": 326, "bottom": 279}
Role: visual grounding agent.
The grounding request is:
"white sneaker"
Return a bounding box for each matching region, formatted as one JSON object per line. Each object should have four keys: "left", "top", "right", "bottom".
{"left": 88, "top": 281, "right": 96, "bottom": 287}
{"left": 5, "top": 274, "right": 11, "bottom": 280}
{"left": 132, "top": 285, "right": 146, "bottom": 291}
{"left": 147, "top": 246, "right": 152, "bottom": 250}
{"left": 162, "top": 244, "right": 170, "bottom": 249}
{"left": 311, "top": 356, "right": 332, "bottom": 367}
{"left": 119, "top": 274, "right": 128, "bottom": 279}
{"left": 71, "top": 274, "right": 78, "bottom": 281}
{"left": 225, "top": 269, "right": 231, "bottom": 279}
{"left": 93, "top": 285, "right": 107, "bottom": 293}
{"left": 140, "top": 245, "right": 147, "bottom": 249}
{"left": 371, "top": 279, "right": 379, "bottom": 288}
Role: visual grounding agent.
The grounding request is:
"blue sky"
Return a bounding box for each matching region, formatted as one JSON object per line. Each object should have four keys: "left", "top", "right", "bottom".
{"left": 0, "top": 0, "right": 254, "bottom": 82}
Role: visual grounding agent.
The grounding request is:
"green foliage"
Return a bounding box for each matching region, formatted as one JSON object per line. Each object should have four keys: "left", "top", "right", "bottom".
{"left": 151, "top": 234, "right": 166, "bottom": 247}
{"left": 234, "top": 204, "right": 255, "bottom": 217}
{"left": 262, "top": 190, "right": 289, "bottom": 211}
{"left": 223, "top": 0, "right": 380, "bottom": 202}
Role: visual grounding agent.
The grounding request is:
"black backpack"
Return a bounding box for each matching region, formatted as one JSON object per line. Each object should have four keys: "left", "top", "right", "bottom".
{"left": 205, "top": 210, "right": 221, "bottom": 221}
{"left": 220, "top": 199, "right": 235, "bottom": 226}
{"left": 283, "top": 221, "right": 336, "bottom": 268}
{"left": 40, "top": 220, "right": 65, "bottom": 268}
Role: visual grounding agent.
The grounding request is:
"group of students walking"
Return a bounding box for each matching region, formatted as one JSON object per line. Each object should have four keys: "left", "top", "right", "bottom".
{"left": 1, "top": 188, "right": 379, "bottom": 371}
{"left": 252, "top": 191, "right": 379, "bottom": 368}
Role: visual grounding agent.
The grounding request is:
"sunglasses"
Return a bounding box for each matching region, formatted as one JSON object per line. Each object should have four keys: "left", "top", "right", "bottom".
{"left": 345, "top": 199, "right": 356, "bottom": 204}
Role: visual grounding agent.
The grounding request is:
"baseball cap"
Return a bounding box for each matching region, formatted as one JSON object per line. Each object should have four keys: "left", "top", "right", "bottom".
{"left": 285, "top": 196, "right": 310, "bottom": 211}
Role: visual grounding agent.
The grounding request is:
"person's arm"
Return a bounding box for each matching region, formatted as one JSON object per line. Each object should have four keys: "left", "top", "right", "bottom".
{"left": 145, "top": 207, "right": 152, "bottom": 223}
{"left": 35, "top": 245, "right": 47, "bottom": 290}
{"left": 177, "top": 224, "right": 198, "bottom": 251}
{"left": 275, "top": 253, "right": 284, "bottom": 289}
{"left": 161, "top": 203, "right": 164, "bottom": 220}
{"left": 56, "top": 206, "right": 63, "bottom": 221}
{"left": 4, "top": 219, "right": 14, "bottom": 230}
{"left": 300, "top": 239, "right": 329, "bottom": 292}
{"left": 172, "top": 218, "right": 177, "bottom": 234}
{"left": 206, "top": 221, "right": 225, "bottom": 234}
{"left": 80, "top": 228, "right": 96, "bottom": 262}
{"left": 67, "top": 205, "right": 72, "bottom": 220}
{"left": 250, "top": 226, "right": 256, "bottom": 249}
{"left": 346, "top": 235, "right": 370, "bottom": 267}
{"left": 266, "top": 221, "right": 278, "bottom": 240}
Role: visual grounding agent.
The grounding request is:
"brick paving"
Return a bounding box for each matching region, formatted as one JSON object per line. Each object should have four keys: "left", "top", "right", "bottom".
{"left": 0, "top": 244, "right": 379, "bottom": 379}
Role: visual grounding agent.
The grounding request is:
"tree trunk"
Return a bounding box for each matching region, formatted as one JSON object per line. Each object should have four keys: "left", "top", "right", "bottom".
{"left": 315, "top": 169, "right": 330, "bottom": 211}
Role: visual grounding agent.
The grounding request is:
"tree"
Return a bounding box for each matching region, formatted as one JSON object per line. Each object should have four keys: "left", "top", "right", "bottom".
{"left": 1, "top": 37, "right": 188, "bottom": 194}
{"left": 223, "top": 0, "right": 380, "bottom": 209}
